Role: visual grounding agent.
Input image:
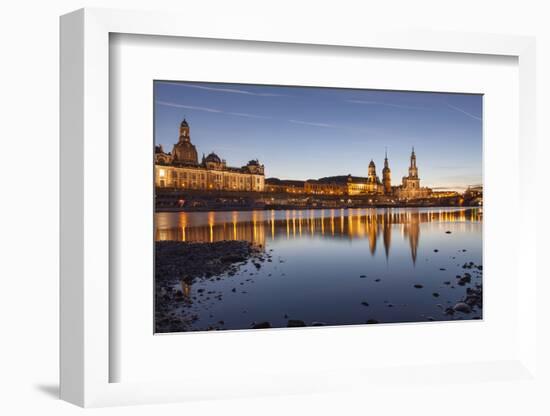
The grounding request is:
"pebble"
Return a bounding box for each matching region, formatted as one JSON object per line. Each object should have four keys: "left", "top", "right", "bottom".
{"left": 453, "top": 302, "right": 472, "bottom": 313}
{"left": 287, "top": 319, "right": 306, "bottom": 327}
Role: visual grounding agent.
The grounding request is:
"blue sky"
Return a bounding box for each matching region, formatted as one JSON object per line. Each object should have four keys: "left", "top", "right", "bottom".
{"left": 154, "top": 81, "right": 482, "bottom": 191}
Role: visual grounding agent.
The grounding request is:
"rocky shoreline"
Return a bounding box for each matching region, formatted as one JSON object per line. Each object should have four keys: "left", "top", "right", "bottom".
{"left": 155, "top": 240, "right": 483, "bottom": 332}
{"left": 155, "top": 240, "right": 267, "bottom": 332}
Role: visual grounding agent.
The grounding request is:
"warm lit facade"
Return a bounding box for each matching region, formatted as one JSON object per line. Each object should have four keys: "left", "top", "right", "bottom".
{"left": 267, "top": 148, "right": 433, "bottom": 200}
{"left": 155, "top": 119, "right": 265, "bottom": 191}
{"left": 265, "top": 178, "right": 306, "bottom": 194}
{"left": 394, "top": 148, "right": 432, "bottom": 200}
{"left": 303, "top": 160, "right": 385, "bottom": 196}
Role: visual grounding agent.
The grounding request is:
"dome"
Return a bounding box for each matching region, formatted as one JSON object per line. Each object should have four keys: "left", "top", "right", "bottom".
{"left": 180, "top": 118, "right": 189, "bottom": 127}
{"left": 369, "top": 160, "right": 376, "bottom": 167}
{"left": 205, "top": 152, "right": 221, "bottom": 164}
{"left": 247, "top": 159, "right": 260, "bottom": 166}
{"left": 172, "top": 140, "right": 198, "bottom": 165}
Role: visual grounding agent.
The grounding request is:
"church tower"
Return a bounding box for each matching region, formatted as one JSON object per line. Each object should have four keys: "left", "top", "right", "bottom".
{"left": 178, "top": 119, "right": 191, "bottom": 143}
{"left": 382, "top": 149, "right": 392, "bottom": 194}
{"left": 172, "top": 118, "right": 198, "bottom": 166}
{"left": 408, "top": 147, "right": 418, "bottom": 178}
{"left": 400, "top": 147, "right": 421, "bottom": 195}
{"left": 368, "top": 160, "right": 377, "bottom": 179}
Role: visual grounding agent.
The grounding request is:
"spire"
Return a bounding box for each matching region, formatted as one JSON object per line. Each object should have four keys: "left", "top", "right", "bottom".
{"left": 408, "top": 146, "right": 418, "bottom": 176}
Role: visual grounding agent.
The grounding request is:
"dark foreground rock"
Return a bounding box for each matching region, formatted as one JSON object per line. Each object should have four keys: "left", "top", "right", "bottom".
{"left": 155, "top": 240, "right": 265, "bottom": 333}
{"left": 453, "top": 302, "right": 472, "bottom": 314}
{"left": 156, "top": 240, "right": 262, "bottom": 285}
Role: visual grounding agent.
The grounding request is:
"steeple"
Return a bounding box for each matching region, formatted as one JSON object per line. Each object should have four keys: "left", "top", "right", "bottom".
{"left": 179, "top": 118, "right": 191, "bottom": 143}
{"left": 172, "top": 118, "right": 198, "bottom": 165}
{"left": 408, "top": 146, "right": 418, "bottom": 178}
{"left": 368, "top": 159, "right": 377, "bottom": 179}
{"left": 382, "top": 148, "right": 391, "bottom": 194}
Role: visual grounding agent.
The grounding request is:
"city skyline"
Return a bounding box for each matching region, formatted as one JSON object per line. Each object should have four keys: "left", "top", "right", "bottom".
{"left": 154, "top": 81, "right": 482, "bottom": 191}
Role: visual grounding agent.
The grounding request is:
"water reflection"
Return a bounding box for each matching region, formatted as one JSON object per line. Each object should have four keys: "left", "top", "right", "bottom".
{"left": 156, "top": 208, "right": 481, "bottom": 264}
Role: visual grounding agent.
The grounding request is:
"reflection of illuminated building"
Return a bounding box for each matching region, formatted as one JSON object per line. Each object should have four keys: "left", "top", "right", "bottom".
{"left": 382, "top": 214, "right": 392, "bottom": 260}
{"left": 402, "top": 215, "right": 420, "bottom": 264}
{"left": 155, "top": 119, "right": 265, "bottom": 191}
{"left": 156, "top": 208, "right": 481, "bottom": 263}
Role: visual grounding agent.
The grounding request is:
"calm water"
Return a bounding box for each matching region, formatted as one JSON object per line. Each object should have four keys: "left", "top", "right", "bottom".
{"left": 155, "top": 207, "right": 482, "bottom": 330}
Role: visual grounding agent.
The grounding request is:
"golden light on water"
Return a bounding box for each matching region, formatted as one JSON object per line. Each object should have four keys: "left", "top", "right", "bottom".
{"left": 156, "top": 208, "right": 481, "bottom": 264}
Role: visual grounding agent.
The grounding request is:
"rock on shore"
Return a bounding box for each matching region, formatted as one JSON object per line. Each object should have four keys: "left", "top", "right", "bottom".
{"left": 155, "top": 240, "right": 265, "bottom": 333}
{"left": 156, "top": 240, "right": 262, "bottom": 284}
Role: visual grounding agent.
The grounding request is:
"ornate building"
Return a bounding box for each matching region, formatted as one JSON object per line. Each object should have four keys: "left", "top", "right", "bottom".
{"left": 154, "top": 119, "right": 265, "bottom": 191}
{"left": 266, "top": 147, "right": 433, "bottom": 200}
{"left": 382, "top": 150, "right": 391, "bottom": 194}
{"left": 394, "top": 148, "right": 431, "bottom": 200}
{"left": 302, "top": 159, "right": 385, "bottom": 196}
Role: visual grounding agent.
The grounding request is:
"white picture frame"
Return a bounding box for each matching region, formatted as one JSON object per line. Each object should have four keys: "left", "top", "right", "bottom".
{"left": 60, "top": 7, "right": 538, "bottom": 407}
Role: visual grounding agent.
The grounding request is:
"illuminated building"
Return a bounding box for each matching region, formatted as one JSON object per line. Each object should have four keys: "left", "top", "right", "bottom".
{"left": 265, "top": 178, "right": 306, "bottom": 193}
{"left": 464, "top": 185, "right": 483, "bottom": 206}
{"left": 382, "top": 150, "right": 392, "bottom": 194}
{"left": 267, "top": 149, "right": 435, "bottom": 199}
{"left": 304, "top": 165, "right": 385, "bottom": 196}
{"left": 155, "top": 119, "right": 265, "bottom": 191}
{"left": 394, "top": 148, "right": 432, "bottom": 200}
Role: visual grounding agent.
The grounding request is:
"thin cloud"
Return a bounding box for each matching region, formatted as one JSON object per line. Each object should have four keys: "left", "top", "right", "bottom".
{"left": 288, "top": 119, "right": 338, "bottom": 128}
{"left": 346, "top": 99, "right": 427, "bottom": 110}
{"left": 157, "top": 82, "right": 286, "bottom": 97}
{"left": 446, "top": 104, "right": 482, "bottom": 121}
{"left": 156, "top": 101, "right": 222, "bottom": 113}
{"left": 156, "top": 101, "right": 271, "bottom": 119}
{"left": 228, "top": 112, "right": 271, "bottom": 119}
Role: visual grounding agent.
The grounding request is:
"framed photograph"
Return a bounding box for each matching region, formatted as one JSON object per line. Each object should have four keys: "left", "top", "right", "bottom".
{"left": 60, "top": 8, "right": 538, "bottom": 407}
{"left": 153, "top": 81, "right": 483, "bottom": 333}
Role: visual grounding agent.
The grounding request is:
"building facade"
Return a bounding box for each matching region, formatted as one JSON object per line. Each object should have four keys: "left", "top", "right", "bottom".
{"left": 394, "top": 148, "right": 432, "bottom": 200}
{"left": 299, "top": 159, "right": 385, "bottom": 196}
{"left": 265, "top": 178, "right": 306, "bottom": 194}
{"left": 382, "top": 150, "right": 391, "bottom": 194}
{"left": 155, "top": 119, "right": 265, "bottom": 192}
{"left": 267, "top": 148, "right": 432, "bottom": 200}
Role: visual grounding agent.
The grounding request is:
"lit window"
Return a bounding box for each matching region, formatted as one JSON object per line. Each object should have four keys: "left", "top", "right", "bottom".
{"left": 159, "top": 169, "right": 165, "bottom": 178}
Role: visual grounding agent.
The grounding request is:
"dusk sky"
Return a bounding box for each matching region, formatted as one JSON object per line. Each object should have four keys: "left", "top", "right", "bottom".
{"left": 154, "top": 81, "right": 482, "bottom": 191}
